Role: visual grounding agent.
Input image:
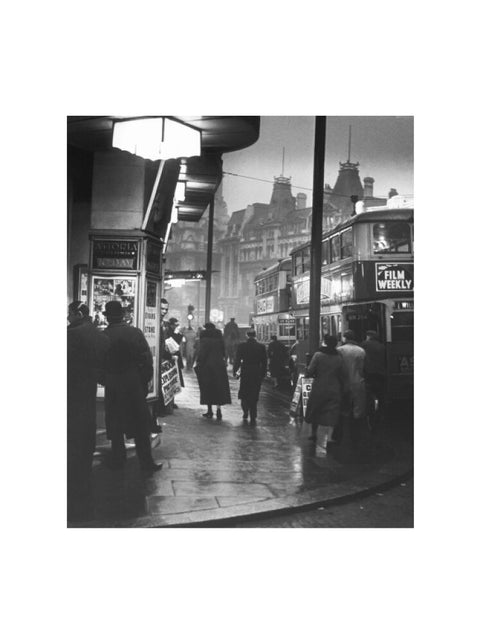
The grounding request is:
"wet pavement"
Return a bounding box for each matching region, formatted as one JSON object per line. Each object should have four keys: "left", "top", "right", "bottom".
{"left": 72, "top": 369, "right": 413, "bottom": 527}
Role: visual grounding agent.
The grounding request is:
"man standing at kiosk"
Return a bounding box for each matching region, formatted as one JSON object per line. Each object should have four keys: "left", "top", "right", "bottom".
{"left": 103, "top": 301, "right": 162, "bottom": 473}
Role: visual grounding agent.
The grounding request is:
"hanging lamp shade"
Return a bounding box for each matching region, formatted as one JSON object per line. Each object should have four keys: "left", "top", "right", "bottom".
{"left": 112, "top": 117, "right": 201, "bottom": 160}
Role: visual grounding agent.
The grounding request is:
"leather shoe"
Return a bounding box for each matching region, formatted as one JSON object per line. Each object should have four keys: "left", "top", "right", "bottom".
{"left": 141, "top": 462, "right": 163, "bottom": 473}
{"left": 203, "top": 412, "right": 213, "bottom": 418}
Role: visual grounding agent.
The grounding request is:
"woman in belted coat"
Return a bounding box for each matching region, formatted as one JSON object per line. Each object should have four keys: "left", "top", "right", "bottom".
{"left": 195, "top": 322, "right": 231, "bottom": 419}
{"left": 304, "top": 334, "right": 349, "bottom": 448}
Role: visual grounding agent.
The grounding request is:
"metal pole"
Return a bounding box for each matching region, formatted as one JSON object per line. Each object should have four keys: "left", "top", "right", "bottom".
{"left": 309, "top": 116, "right": 326, "bottom": 357}
{"left": 205, "top": 196, "right": 215, "bottom": 323}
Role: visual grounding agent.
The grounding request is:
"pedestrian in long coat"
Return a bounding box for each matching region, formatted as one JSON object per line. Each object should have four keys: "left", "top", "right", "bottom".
{"left": 304, "top": 334, "right": 349, "bottom": 447}
{"left": 103, "top": 300, "right": 162, "bottom": 473}
{"left": 67, "top": 301, "right": 109, "bottom": 522}
{"left": 267, "top": 335, "right": 288, "bottom": 388}
{"left": 337, "top": 329, "right": 366, "bottom": 419}
{"left": 233, "top": 329, "right": 267, "bottom": 425}
{"left": 195, "top": 322, "right": 231, "bottom": 419}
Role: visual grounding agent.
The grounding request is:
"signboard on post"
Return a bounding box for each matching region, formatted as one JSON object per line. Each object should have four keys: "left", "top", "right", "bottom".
{"left": 301, "top": 378, "right": 313, "bottom": 416}
{"left": 161, "top": 359, "right": 182, "bottom": 407}
{"left": 290, "top": 376, "right": 303, "bottom": 417}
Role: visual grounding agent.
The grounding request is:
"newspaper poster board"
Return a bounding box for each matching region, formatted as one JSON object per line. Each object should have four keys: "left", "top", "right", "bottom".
{"left": 290, "top": 376, "right": 303, "bottom": 416}
{"left": 144, "top": 280, "right": 160, "bottom": 398}
{"left": 161, "top": 359, "right": 182, "bottom": 407}
{"left": 301, "top": 378, "right": 313, "bottom": 416}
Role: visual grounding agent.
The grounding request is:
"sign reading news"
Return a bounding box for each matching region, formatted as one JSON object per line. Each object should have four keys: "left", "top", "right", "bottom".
{"left": 375, "top": 263, "right": 413, "bottom": 293}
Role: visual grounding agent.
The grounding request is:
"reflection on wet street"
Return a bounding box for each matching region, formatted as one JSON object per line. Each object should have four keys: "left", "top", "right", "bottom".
{"left": 89, "top": 369, "right": 411, "bottom": 527}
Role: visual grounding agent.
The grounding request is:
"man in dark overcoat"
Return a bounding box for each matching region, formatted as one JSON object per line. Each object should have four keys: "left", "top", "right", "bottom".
{"left": 67, "top": 301, "right": 109, "bottom": 522}
{"left": 267, "top": 335, "right": 289, "bottom": 388}
{"left": 223, "top": 317, "right": 240, "bottom": 365}
{"left": 103, "top": 300, "right": 162, "bottom": 473}
{"left": 233, "top": 329, "right": 267, "bottom": 425}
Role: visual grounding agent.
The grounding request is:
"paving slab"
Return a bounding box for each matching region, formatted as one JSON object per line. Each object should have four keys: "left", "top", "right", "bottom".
{"left": 70, "top": 369, "right": 413, "bottom": 528}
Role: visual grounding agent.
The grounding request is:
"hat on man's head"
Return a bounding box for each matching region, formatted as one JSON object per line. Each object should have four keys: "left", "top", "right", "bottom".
{"left": 204, "top": 322, "right": 215, "bottom": 330}
{"left": 105, "top": 300, "right": 124, "bottom": 320}
{"left": 247, "top": 329, "right": 256, "bottom": 337}
{"left": 68, "top": 300, "right": 89, "bottom": 317}
{"left": 168, "top": 317, "right": 179, "bottom": 326}
{"left": 343, "top": 329, "right": 355, "bottom": 341}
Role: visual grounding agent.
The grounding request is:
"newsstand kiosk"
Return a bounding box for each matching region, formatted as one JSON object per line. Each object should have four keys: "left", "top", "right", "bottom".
{"left": 88, "top": 231, "right": 163, "bottom": 406}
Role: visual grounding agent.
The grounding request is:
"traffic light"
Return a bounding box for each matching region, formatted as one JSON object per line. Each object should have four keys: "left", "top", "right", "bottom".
{"left": 187, "top": 305, "right": 195, "bottom": 323}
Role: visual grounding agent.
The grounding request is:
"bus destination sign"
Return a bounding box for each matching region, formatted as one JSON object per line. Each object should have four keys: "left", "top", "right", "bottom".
{"left": 375, "top": 263, "right": 413, "bottom": 293}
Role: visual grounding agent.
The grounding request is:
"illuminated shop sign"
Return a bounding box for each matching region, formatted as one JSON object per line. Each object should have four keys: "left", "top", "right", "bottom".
{"left": 375, "top": 263, "right": 413, "bottom": 292}
{"left": 92, "top": 239, "right": 138, "bottom": 270}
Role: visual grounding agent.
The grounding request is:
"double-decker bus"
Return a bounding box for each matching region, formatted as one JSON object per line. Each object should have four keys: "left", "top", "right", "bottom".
{"left": 290, "top": 196, "right": 414, "bottom": 400}
{"left": 252, "top": 257, "right": 296, "bottom": 347}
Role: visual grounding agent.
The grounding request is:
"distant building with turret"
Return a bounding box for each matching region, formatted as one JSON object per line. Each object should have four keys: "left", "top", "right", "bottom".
{"left": 218, "top": 159, "right": 389, "bottom": 324}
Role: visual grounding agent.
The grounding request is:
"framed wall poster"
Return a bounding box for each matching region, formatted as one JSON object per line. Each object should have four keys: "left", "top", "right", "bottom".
{"left": 91, "top": 276, "right": 137, "bottom": 330}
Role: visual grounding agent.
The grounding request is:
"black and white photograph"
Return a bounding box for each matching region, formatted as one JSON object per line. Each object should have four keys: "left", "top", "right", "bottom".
{"left": 67, "top": 115, "right": 414, "bottom": 528}
{"left": 6, "top": 3, "right": 477, "bottom": 642}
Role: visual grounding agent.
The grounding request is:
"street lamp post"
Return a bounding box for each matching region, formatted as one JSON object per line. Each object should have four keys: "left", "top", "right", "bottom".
{"left": 309, "top": 116, "right": 327, "bottom": 358}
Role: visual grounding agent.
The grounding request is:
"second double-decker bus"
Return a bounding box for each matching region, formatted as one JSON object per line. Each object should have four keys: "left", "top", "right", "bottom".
{"left": 252, "top": 257, "right": 296, "bottom": 347}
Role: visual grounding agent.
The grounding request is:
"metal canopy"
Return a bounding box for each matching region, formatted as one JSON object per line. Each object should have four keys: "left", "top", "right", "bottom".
{"left": 67, "top": 115, "right": 260, "bottom": 223}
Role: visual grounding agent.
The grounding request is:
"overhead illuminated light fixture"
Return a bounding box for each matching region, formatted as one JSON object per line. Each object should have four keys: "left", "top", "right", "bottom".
{"left": 174, "top": 181, "right": 186, "bottom": 202}
{"left": 112, "top": 117, "right": 201, "bottom": 160}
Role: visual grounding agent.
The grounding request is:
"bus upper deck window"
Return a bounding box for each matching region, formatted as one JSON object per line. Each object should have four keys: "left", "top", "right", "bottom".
{"left": 373, "top": 222, "right": 411, "bottom": 254}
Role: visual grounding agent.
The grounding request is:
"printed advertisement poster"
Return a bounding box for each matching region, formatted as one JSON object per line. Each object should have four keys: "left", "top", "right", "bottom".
{"left": 375, "top": 263, "right": 413, "bottom": 292}
{"left": 290, "top": 376, "right": 303, "bottom": 416}
{"left": 91, "top": 277, "right": 137, "bottom": 329}
{"left": 301, "top": 378, "right": 313, "bottom": 415}
{"left": 144, "top": 280, "right": 159, "bottom": 397}
{"left": 161, "top": 359, "right": 182, "bottom": 407}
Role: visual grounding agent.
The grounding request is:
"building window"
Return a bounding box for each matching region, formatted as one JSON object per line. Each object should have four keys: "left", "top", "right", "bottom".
{"left": 341, "top": 229, "right": 353, "bottom": 258}
{"left": 322, "top": 240, "right": 330, "bottom": 265}
{"left": 331, "top": 235, "right": 341, "bottom": 262}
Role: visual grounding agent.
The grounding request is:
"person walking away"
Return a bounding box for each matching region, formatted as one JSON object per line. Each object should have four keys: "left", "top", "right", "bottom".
{"left": 67, "top": 301, "right": 109, "bottom": 522}
{"left": 182, "top": 324, "right": 197, "bottom": 370}
{"left": 233, "top": 329, "right": 267, "bottom": 425}
{"left": 304, "top": 334, "right": 348, "bottom": 449}
{"left": 361, "top": 330, "right": 386, "bottom": 432}
{"left": 165, "top": 317, "right": 185, "bottom": 407}
{"left": 267, "top": 335, "right": 288, "bottom": 388}
{"left": 195, "top": 322, "right": 231, "bottom": 419}
{"left": 103, "top": 301, "right": 162, "bottom": 473}
{"left": 337, "top": 329, "right": 367, "bottom": 452}
{"left": 223, "top": 317, "right": 240, "bottom": 365}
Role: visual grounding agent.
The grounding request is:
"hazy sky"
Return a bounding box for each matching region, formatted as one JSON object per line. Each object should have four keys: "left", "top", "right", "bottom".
{"left": 221, "top": 116, "right": 413, "bottom": 214}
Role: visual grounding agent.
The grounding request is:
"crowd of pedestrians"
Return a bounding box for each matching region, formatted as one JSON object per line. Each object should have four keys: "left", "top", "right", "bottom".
{"left": 67, "top": 293, "right": 386, "bottom": 522}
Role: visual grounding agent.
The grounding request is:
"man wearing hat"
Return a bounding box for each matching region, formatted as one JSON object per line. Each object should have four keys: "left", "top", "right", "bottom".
{"left": 67, "top": 301, "right": 109, "bottom": 521}
{"left": 233, "top": 329, "right": 267, "bottom": 425}
{"left": 103, "top": 300, "right": 162, "bottom": 473}
{"left": 223, "top": 317, "right": 240, "bottom": 365}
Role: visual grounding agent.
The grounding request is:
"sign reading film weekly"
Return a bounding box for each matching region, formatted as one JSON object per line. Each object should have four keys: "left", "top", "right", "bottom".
{"left": 92, "top": 239, "right": 138, "bottom": 270}
{"left": 375, "top": 263, "right": 413, "bottom": 293}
